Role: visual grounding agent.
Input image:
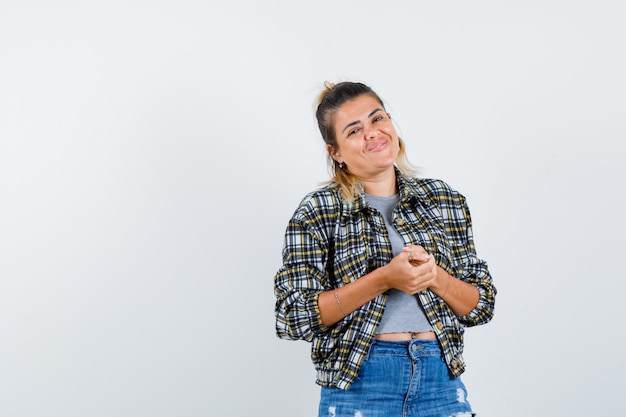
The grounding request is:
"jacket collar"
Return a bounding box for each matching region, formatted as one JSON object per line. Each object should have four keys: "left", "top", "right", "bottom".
{"left": 339, "top": 167, "right": 426, "bottom": 217}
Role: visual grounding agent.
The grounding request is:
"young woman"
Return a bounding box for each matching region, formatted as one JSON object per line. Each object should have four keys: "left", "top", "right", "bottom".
{"left": 274, "top": 81, "right": 496, "bottom": 417}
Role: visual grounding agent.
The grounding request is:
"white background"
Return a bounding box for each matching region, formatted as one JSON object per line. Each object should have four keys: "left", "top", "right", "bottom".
{"left": 1, "top": 1, "right": 625, "bottom": 416}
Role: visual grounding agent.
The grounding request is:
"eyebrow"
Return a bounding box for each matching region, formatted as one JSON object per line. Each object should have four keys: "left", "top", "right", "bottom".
{"left": 341, "top": 108, "right": 384, "bottom": 134}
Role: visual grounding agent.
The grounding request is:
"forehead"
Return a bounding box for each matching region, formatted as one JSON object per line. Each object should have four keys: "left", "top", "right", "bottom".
{"left": 335, "top": 95, "right": 383, "bottom": 121}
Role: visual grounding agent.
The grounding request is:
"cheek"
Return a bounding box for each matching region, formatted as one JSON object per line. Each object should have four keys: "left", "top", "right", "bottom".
{"left": 378, "top": 123, "right": 397, "bottom": 139}
{"left": 385, "top": 129, "right": 400, "bottom": 147}
{"left": 391, "top": 135, "right": 401, "bottom": 154}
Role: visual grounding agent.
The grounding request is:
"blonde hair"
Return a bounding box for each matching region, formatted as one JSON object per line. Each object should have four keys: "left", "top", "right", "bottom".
{"left": 315, "top": 81, "right": 416, "bottom": 201}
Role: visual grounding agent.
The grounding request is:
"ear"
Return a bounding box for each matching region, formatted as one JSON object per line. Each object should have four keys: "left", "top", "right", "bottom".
{"left": 327, "top": 144, "right": 342, "bottom": 163}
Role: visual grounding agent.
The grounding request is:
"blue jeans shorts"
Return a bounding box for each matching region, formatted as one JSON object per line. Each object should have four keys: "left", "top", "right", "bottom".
{"left": 318, "top": 339, "right": 476, "bottom": 417}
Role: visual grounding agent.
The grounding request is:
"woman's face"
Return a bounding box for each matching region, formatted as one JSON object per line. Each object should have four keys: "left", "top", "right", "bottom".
{"left": 330, "top": 94, "right": 399, "bottom": 179}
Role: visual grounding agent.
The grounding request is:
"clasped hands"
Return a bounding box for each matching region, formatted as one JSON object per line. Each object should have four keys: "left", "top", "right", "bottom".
{"left": 383, "top": 245, "right": 438, "bottom": 295}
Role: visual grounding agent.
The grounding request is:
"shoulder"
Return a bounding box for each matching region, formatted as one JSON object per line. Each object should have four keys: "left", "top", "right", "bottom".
{"left": 291, "top": 183, "right": 343, "bottom": 223}
{"left": 403, "top": 176, "right": 465, "bottom": 202}
{"left": 283, "top": 184, "right": 344, "bottom": 244}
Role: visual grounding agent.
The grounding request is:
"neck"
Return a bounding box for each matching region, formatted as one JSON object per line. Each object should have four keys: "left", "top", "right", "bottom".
{"left": 361, "top": 168, "right": 397, "bottom": 197}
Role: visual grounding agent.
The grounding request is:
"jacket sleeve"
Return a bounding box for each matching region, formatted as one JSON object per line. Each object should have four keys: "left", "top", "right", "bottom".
{"left": 447, "top": 194, "right": 497, "bottom": 327}
{"left": 274, "top": 208, "right": 331, "bottom": 341}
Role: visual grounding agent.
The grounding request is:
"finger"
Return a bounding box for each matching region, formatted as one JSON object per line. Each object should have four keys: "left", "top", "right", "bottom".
{"left": 402, "top": 247, "right": 417, "bottom": 263}
{"left": 409, "top": 248, "right": 429, "bottom": 262}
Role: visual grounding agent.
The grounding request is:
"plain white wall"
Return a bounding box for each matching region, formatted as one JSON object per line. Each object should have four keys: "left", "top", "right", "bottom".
{"left": 1, "top": 1, "right": 625, "bottom": 416}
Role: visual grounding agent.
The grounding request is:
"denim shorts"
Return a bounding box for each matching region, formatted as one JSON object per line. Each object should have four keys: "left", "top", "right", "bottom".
{"left": 318, "top": 339, "right": 476, "bottom": 417}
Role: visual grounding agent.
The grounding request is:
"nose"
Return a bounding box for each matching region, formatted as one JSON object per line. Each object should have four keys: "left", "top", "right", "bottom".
{"left": 364, "top": 126, "right": 378, "bottom": 140}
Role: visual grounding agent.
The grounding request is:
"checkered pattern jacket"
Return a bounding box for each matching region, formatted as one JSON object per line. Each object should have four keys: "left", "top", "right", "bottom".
{"left": 274, "top": 171, "right": 496, "bottom": 389}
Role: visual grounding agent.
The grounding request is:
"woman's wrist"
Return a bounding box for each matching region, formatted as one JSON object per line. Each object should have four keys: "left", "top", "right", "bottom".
{"left": 369, "top": 265, "right": 392, "bottom": 293}
{"left": 433, "top": 266, "right": 453, "bottom": 298}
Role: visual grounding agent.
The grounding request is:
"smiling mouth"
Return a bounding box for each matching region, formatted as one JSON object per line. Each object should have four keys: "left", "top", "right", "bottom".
{"left": 368, "top": 141, "right": 388, "bottom": 152}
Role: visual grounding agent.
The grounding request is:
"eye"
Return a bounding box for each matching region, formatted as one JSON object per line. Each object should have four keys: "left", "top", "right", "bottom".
{"left": 347, "top": 127, "right": 361, "bottom": 136}
{"left": 373, "top": 115, "right": 384, "bottom": 123}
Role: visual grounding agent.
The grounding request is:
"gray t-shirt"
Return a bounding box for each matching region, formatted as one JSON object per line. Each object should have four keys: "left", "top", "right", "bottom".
{"left": 364, "top": 193, "right": 433, "bottom": 334}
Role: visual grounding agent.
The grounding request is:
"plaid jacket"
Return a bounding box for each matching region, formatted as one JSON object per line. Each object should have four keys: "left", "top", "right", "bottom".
{"left": 274, "top": 171, "right": 496, "bottom": 389}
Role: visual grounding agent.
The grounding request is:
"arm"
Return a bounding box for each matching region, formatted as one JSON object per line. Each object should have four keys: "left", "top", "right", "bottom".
{"left": 399, "top": 245, "right": 480, "bottom": 317}
{"left": 430, "top": 264, "right": 480, "bottom": 317}
{"left": 430, "top": 191, "right": 496, "bottom": 326}
{"left": 275, "top": 213, "right": 443, "bottom": 334}
{"left": 318, "top": 249, "right": 438, "bottom": 327}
